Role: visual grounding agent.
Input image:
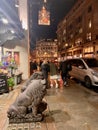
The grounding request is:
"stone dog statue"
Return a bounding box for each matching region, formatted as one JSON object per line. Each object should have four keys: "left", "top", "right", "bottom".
{"left": 7, "top": 72, "right": 47, "bottom": 122}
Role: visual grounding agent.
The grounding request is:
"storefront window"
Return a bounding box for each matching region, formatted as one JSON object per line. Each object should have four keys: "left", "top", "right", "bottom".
{"left": 6, "top": 51, "right": 12, "bottom": 63}
{"left": 14, "top": 52, "right": 20, "bottom": 65}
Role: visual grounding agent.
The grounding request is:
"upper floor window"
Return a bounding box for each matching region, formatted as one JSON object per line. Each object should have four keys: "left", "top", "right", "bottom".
{"left": 86, "top": 32, "right": 91, "bottom": 41}
{"left": 76, "top": 16, "right": 82, "bottom": 24}
{"left": 63, "top": 29, "right": 66, "bottom": 35}
{"left": 96, "top": 35, "right": 98, "bottom": 39}
{"left": 88, "top": 5, "right": 92, "bottom": 13}
{"left": 70, "top": 34, "right": 73, "bottom": 39}
{"left": 75, "top": 38, "right": 82, "bottom": 46}
{"left": 75, "top": 29, "right": 79, "bottom": 35}
{"left": 88, "top": 19, "right": 92, "bottom": 28}
{"left": 68, "top": 24, "right": 73, "bottom": 30}
{"left": 79, "top": 27, "right": 83, "bottom": 33}
{"left": 78, "top": 16, "right": 82, "bottom": 23}
{"left": 63, "top": 37, "right": 66, "bottom": 42}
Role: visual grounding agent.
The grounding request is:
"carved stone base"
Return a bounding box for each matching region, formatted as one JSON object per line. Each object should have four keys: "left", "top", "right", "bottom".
{"left": 8, "top": 101, "right": 47, "bottom": 124}
{"left": 9, "top": 113, "right": 44, "bottom": 124}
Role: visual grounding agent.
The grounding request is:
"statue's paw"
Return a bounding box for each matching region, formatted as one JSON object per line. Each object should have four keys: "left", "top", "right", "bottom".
{"left": 37, "top": 114, "right": 42, "bottom": 117}
{"left": 25, "top": 114, "right": 32, "bottom": 119}
{"left": 33, "top": 113, "right": 42, "bottom": 118}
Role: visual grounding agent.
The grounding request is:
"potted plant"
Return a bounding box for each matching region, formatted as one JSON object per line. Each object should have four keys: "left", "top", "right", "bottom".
{"left": 7, "top": 77, "right": 15, "bottom": 91}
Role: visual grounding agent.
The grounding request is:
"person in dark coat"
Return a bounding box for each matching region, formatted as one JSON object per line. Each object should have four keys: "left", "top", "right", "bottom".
{"left": 32, "top": 60, "right": 37, "bottom": 71}
{"left": 41, "top": 59, "right": 50, "bottom": 88}
{"left": 60, "top": 60, "right": 72, "bottom": 86}
{"left": 30, "top": 60, "right": 38, "bottom": 75}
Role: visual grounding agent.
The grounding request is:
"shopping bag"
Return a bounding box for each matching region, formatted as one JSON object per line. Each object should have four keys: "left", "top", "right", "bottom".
{"left": 58, "top": 77, "right": 63, "bottom": 88}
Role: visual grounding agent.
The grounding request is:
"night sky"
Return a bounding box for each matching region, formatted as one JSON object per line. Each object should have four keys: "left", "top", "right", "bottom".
{"left": 32, "top": 0, "right": 77, "bottom": 41}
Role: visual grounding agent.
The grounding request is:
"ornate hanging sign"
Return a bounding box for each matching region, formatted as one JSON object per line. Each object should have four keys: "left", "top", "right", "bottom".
{"left": 38, "top": 6, "right": 50, "bottom": 25}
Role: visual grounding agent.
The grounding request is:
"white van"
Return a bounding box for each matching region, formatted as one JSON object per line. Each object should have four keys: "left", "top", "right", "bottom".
{"left": 67, "top": 58, "right": 98, "bottom": 87}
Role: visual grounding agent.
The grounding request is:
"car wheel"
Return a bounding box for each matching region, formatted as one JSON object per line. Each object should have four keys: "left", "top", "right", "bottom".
{"left": 85, "top": 76, "right": 92, "bottom": 88}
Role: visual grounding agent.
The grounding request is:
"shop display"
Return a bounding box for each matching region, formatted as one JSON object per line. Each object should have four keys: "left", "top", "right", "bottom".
{"left": 0, "top": 55, "right": 22, "bottom": 93}
{"left": 0, "top": 74, "right": 9, "bottom": 93}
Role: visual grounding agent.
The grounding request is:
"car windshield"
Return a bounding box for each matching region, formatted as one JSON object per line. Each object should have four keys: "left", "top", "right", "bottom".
{"left": 84, "top": 58, "right": 98, "bottom": 67}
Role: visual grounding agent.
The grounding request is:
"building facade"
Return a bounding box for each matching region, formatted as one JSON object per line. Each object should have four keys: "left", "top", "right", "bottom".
{"left": 36, "top": 39, "right": 58, "bottom": 61}
{"left": 57, "top": 0, "right": 98, "bottom": 60}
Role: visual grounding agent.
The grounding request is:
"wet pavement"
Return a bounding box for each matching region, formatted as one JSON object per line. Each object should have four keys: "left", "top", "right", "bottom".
{"left": 0, "top": 80, "right": 98, "bottom": 130}
{"left": 46, "top": 81, "right": 98, "bottom": 130}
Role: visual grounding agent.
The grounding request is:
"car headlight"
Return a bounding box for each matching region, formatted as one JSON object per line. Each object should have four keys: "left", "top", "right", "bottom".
{"left": 91, "top": 71, "right": 98, "bottom": 77}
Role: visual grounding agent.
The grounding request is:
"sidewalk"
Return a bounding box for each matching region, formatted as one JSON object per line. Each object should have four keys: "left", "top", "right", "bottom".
{"left": 0, "top": 85, "right": 21, "bottom": 130}
{"left": 0, "top": 80, "right": 98, "bottom": 130}
{"left": 45, "top": 81, "right": 98, "bottom": 130}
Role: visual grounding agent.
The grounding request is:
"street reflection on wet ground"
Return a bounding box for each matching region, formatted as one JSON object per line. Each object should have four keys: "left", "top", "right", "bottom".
{"left": 45, "top": 80, "right": 98, "bottom": 130}
{"left": 72, "top": 78, "right": 98, "bottom": 93}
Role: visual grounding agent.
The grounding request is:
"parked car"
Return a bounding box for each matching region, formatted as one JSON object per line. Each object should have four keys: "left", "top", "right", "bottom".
{"left": 66, "top": 58, "right": 98, "bottom": 88}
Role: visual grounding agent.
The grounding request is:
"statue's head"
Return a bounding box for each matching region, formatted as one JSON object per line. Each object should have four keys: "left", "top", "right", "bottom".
{"left": 32, "top": 71, "right": 44, "bottom": 80}
{"left": 40, "top": 79, "right": 47, "bottom": 92}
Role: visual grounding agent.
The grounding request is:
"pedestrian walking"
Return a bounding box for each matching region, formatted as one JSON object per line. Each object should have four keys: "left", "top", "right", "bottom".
{"left": 60, "top": 60, "right": 72, "bottom": 86}
{"left": 41, "top": 59, "right": 50, "bottom": 88}
{"left": 31, "top": 60, "right": 37, "bottom": 73}
{"left": 49, "top": 60, "right": 59, "bottom": 88}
